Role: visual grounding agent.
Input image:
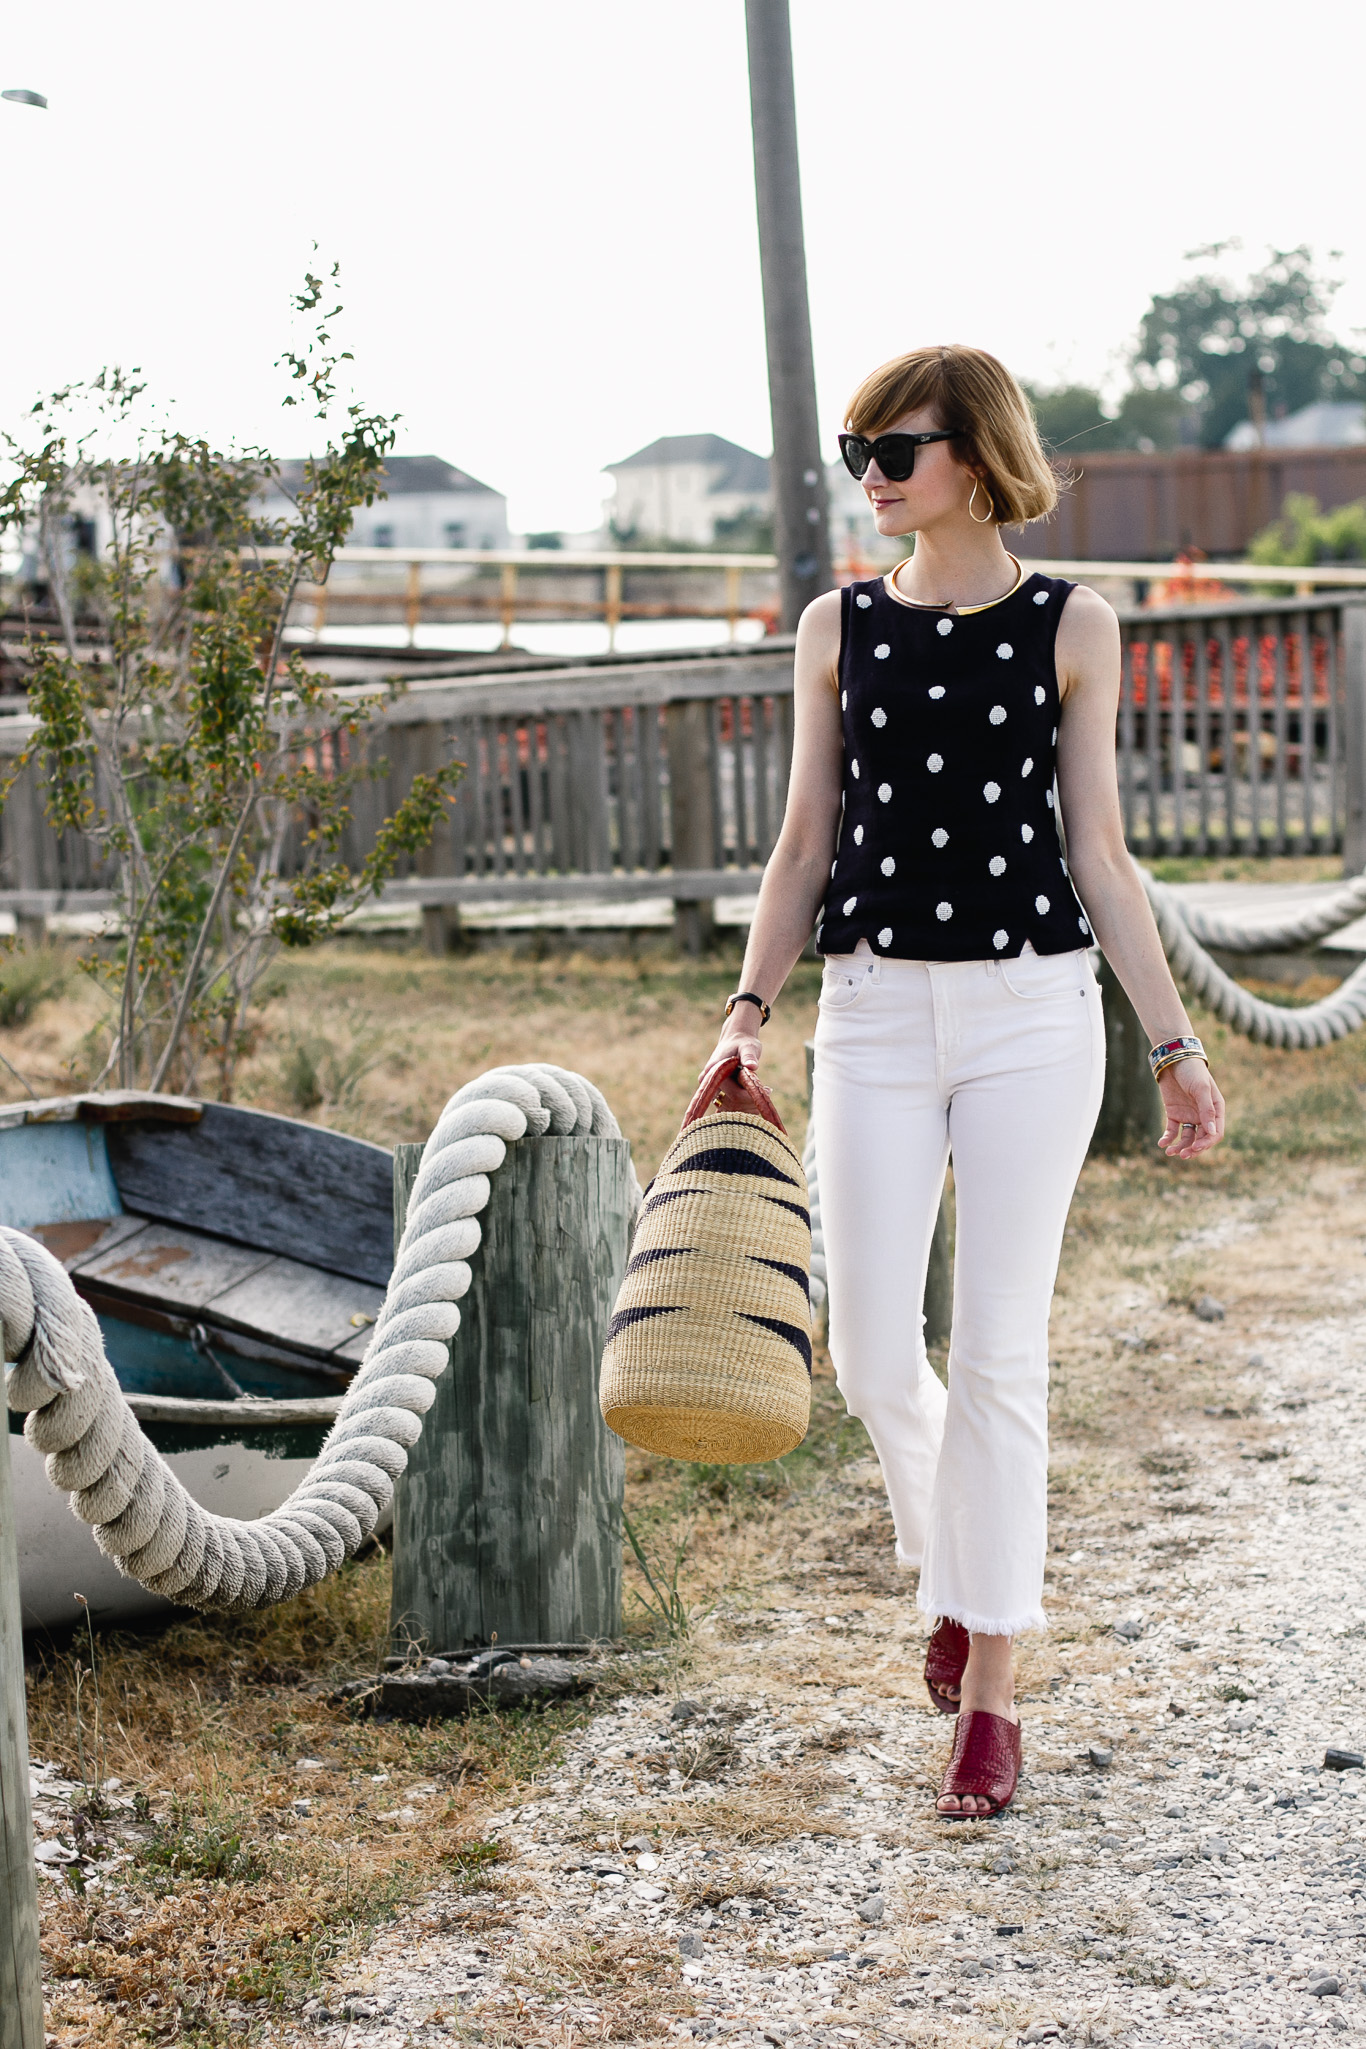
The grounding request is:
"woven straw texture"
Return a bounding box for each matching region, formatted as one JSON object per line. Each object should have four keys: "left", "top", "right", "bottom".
{"left": 599, "top": 1108, "right": 812, "bottom": 1464}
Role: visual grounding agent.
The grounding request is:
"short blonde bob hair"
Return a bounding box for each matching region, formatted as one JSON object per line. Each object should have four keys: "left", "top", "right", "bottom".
{"left": 844, "top": 345, "right": 1058, "bottom": 528}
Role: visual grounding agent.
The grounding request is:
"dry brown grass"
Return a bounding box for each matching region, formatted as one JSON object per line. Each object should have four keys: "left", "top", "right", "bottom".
{"left": 25, "top": 1559, "right": 591, "bottom": 2044}
{"left": 0, "top": 933, "right": 819, "bottom": 1180}
{"left": 13, "top": 918, "right": 1366, "bottom": 2041}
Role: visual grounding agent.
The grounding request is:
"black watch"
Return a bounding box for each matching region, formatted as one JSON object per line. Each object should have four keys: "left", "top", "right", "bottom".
{"left": 725, "top": 991, "right": 771, "bottom": 1027}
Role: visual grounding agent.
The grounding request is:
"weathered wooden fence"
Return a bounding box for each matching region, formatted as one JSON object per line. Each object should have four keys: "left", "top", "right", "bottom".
{"left": 1117, "top": 593, "right": 1366, "bottom": 862}
{"left": 4, "top": 596, "right": 1366, "bottom": 948}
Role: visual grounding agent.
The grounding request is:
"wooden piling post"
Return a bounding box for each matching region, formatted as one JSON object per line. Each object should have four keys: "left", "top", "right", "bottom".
{"left": 922, "top": 1203, "right": 953, "bottom": 1352}
{"left": 1343, "top": 602, "right": 1366, "bottom": 876}
{"left": 1090, "top": 954, "right": 1164, "bottom": 1157}
{"left": 420, "top": 905, "right": 465, "bottom": 957}
{"left": 388, "top": 1133, "right": 633, "bottom": 1655}
{"left": 1, "top": 1321, "right": 45, "bottom": 2049}
{"left": 666, "top": 700, "right": 717, "bottom": 956}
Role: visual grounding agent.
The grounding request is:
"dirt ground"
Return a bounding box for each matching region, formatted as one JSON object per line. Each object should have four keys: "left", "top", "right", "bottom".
{"left": 9, "top": 922, "right": 1366, "bottom": 2045}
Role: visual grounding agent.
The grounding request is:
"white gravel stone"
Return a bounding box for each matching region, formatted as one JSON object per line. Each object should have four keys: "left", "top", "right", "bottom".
{"left": 292, "top": 1309, "right": 1366, "bottom": 2047}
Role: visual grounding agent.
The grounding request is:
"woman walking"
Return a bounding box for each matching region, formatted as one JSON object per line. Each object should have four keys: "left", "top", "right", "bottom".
{"left": 708, "top": 345, "right": 1223, "bottom": 1818}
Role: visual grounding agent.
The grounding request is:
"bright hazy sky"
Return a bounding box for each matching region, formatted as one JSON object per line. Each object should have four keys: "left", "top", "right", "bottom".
{"left": 3, "top": 0, "right": 1364, "bottom": 534}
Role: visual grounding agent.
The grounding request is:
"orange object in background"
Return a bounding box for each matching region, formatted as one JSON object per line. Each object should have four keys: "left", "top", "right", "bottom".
{"left": 1146, "top": 548, "right": 1237, "bottom": 608}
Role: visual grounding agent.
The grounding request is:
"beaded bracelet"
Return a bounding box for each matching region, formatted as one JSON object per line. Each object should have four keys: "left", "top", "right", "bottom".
{"left": 1149, "top": 1034, "right": 1207, "bottom": 1081}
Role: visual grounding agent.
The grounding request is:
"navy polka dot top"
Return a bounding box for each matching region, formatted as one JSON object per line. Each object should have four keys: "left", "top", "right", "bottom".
{"left": 817, "top": 568, "right": 1092, "bottom": 962}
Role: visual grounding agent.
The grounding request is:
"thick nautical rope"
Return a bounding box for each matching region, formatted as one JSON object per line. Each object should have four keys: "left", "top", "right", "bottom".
{"left": 1159, "top": 868, "right": 1366, "bottom": 954}
{"left": 801, "top": 1112, "right": 827, "bottom": 1316}
{"left": 0, "top": 1064, "right": 626, "bottom": 1612}
{"left": 1138, "top": 869, "right": 1366, "bottom": 1048}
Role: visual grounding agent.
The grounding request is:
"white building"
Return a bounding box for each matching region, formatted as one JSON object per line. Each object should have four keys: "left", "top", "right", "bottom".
{"left": 265, "top": 454, "right": 510, "bottom": 550}
{"left": 604, "top": 434, "right": 771, "bottom": 545}
{"left": 602, "top": 430, "right": 889, "bottom": 561}
{"left": 1224, "top": 400, "right": 1366, "bottom": 452}
{"left": 825, "top": 455, "right": 892, "bottom": 559}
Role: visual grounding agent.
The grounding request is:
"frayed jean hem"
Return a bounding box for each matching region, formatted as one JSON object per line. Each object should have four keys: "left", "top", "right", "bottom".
{"left": 916, "top": 1590, "right": 1048, "bottom": 1638}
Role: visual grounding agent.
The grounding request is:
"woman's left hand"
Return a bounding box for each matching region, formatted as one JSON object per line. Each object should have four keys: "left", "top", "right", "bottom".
{"left": 1156, "top": 1059, "right": 1225, "bottom": 1159}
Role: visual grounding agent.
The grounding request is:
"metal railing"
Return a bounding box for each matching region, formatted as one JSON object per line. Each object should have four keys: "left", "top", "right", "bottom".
{"left": 286, "top": 548, "right": 1366, "bottom": 654}
{"left": 289, "top": 547, "right": 780, "bottom": 651}
{"left": 1116, "top": 594, "right": 1366, "bottom": 859}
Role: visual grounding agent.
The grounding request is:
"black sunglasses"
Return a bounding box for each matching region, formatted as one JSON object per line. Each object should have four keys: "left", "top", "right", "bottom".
{"left": 838, "top": 428, "right": 962, "bottom": 482}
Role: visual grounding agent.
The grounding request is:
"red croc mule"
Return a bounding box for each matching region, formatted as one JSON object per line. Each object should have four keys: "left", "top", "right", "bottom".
{"left": 924, "top": 1617, "right": 970, "bottom": 1715}
{"left": 936, "top": 1710, "right": 1021, "bottom": 1818}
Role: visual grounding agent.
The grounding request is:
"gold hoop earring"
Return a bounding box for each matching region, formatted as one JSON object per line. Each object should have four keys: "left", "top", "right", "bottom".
{"left": 968, "top": 477, "right": 995, "bottom": 524}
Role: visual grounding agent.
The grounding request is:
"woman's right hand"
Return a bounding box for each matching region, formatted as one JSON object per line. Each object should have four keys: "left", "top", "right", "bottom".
{"left": 702, "top": 1013, "right": 763, "bottom": 1079}
{"left": 686, "top": 1027, "right": 784, "bottom": 1130}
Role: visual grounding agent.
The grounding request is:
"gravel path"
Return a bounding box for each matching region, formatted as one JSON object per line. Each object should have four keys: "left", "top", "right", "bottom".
{"left": 288, "top": 1304, "right": 1366, "bottom": 2049}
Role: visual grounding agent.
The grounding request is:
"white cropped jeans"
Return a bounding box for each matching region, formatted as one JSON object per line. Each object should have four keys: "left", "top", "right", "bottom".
{"left": 812, "top": 939, "right": 1105, "bottom": 1636}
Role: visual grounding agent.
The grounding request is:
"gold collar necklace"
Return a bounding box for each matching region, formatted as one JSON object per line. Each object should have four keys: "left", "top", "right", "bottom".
{"left": 885, "top": 551, "right": 1026, "bottom": 617}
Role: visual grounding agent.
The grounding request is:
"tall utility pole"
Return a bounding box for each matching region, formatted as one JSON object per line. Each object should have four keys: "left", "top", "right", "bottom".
{"left": 745, "top": 0, "right": 834, "bottom": 634}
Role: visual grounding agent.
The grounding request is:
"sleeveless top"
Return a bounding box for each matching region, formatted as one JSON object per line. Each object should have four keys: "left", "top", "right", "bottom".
{"left": 817, "top": 567, "right": 1092, "bottom": 963}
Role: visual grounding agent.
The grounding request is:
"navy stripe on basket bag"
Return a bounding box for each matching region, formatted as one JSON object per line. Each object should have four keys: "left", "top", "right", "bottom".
{"left": 748, "top": 1254, "right": 810, "bottom": 1300}
{"left": 672, "top": 1146, "right": 799, "bottom": 1185}
{"left": 606, "top": 1303, "right": 685, "bottom": 1342}
{"left": 737, "top": 1313, "right": 813, "bottom": 1374}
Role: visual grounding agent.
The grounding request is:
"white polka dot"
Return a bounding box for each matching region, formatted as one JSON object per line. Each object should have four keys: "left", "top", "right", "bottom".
{"left": 843, "top": 896, "right": 857, "bottom": 915}
{"left": 1046, "top": 788, "right": 1055, "bottom": 808}
{"left": 936, "top": 618, "right": 953, "bottom": 637}
{"left": 1078, "top": 916, "right": 1090, "bottom": 933}
{"left": 927, "top": 752, "right": 943, "bottom": 773}
{"left": 841, "top": 690, "right": 847, "bottom": 709}
{"left": 871, "top": 706, "right": 887, "bottom": 728}
{"left": 1035, "top": 894, "right": 1050, "bottom": 914}
{"left": 830, "top": 861, "right": 837, "bottom": 877}
{"left": 853, "top": 824, "right": 864, "bottom": 846}
{"left": 997, "top": 642, "right": 1014, "bottom": 660}
{"left": 877, "top": 782, "right": 892, "bottom": 803}
{"left": 983, "top": 781, "right": 1001, "bottom": 803}
{"left": 1034, "top": 685, "right": 1046, "bottom": 705}
{"left": 993, "top": 927, "right": 1010, "bottom": 948}
{"left": 874, "top": 642, "right": 891, "bottom": 660}
{"left": 1021, "top": 823, "right": 1034, "bottom": 843}
{"left": 1022, "top": 757, "right": 1034, "bottom": 777}
{"left": 1033, "top": 590, "right": 1048, "bottom": 605}
{"left": 1052, "top": 727, "right": 1058, "bottom": 744}
{"left": 928, "top": 685, "right": 946, "bottom": 700}
{"left": 856, "top": 592, "right": 873, "bottom": 609}
{"left": 815, "top": 924, "right": 823, "bottom": 946}
{"left": 936, "top": 901, "right": 953, "bottom": 922}
{"left": 931, "top": 827, "right": 948, "bottom": 848}
{"left": 877, "top": 926, "right": 893, "bottom": 948}
{"left": 989, "top": 705, "right": 1006, "bottom": 725}
{"left": 880, "top": 855, "right": 896, "bottom": 877}
{"left": 989, "top": 855, "right": 1006, "bottom": 876}
{"left": 851, "top": 758, "right": 860, "bottom": 778}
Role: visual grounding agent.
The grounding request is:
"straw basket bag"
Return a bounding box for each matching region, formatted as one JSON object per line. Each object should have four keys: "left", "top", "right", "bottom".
{"left": 599, "top": 1050, "right": 812, "bottom": 1464}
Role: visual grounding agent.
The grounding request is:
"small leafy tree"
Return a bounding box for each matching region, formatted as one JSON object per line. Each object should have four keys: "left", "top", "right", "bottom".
{"left": 0, "top": 268, "right": 462, "bottom": 1098}
{"left": 1249, "top": 492, "right": 1366, "bottom": 568}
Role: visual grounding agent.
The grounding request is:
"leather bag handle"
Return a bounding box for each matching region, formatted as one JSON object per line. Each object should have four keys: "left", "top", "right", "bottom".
{"left": 682, "top": 1050, "right": 787, "bottom": 1134}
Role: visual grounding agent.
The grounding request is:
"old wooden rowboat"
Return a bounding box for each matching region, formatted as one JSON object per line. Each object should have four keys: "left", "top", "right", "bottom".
{"left": 1, "top": 1090, "right": 395, "bottom": 1632}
